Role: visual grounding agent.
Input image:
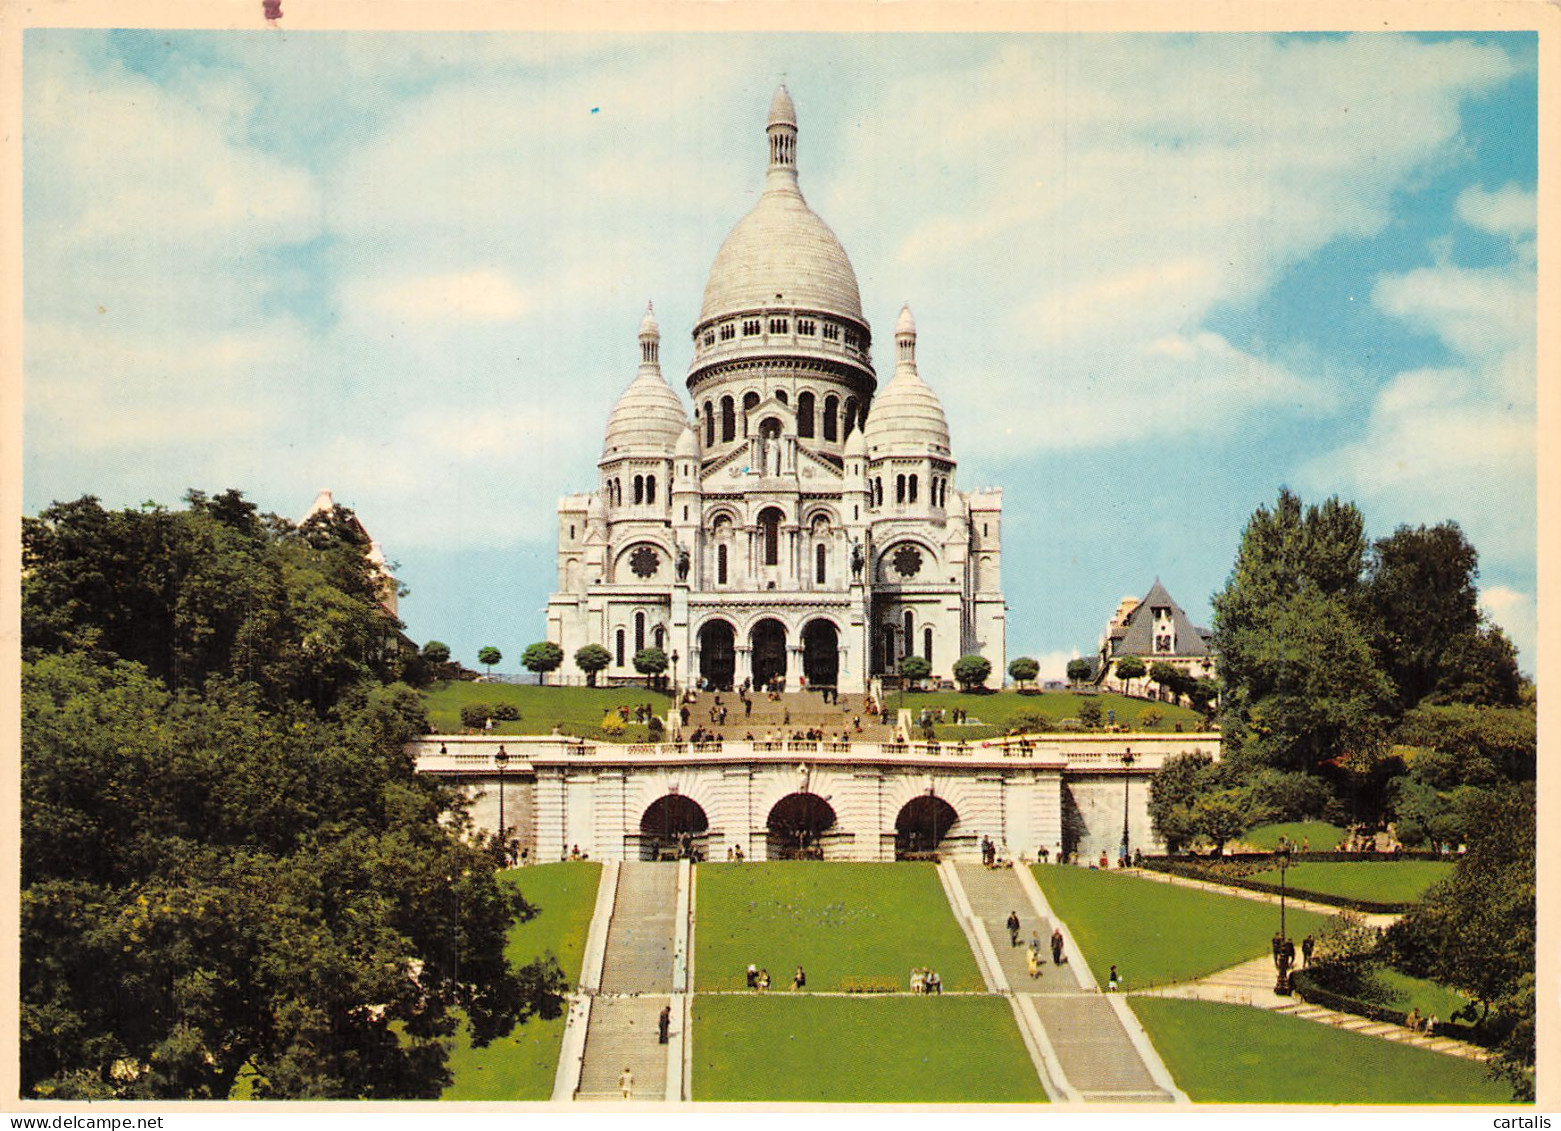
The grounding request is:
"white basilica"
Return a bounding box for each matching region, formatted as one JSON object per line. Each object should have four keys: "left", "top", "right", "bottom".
{"left": 547, "top": 86, "right": 1005, "bottom": 694}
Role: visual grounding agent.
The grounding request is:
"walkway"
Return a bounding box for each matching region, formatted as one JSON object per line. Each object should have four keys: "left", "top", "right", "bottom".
{"left": 950, "top": 863, "right": 1180, "bottom": 1103}
{"left": 575, "top": 862, "right": 679, "bottom": 1101}
{"left": 679, "top": 690, "right": 895, "bottom": 742}
{"left": 1139, "top": 955, "right": 1491, "bottom": 1062}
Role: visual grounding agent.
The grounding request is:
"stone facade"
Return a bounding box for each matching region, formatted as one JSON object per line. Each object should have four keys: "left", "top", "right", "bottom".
{"left": 546, "top": 87, "right": 1005, "bottom": 694}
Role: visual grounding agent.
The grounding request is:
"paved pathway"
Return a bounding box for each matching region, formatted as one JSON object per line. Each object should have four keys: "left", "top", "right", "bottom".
{"left": 952, "top": 863, "right": 1178, "bottom": 1103}
{"left": 1138, "top": 955, "right": 1490, "bottom": 1062}
{"left": 576, "top": 863, "right": 679, "bottom": 1101}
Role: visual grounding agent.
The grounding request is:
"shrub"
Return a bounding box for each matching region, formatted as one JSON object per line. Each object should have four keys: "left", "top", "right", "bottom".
{"left": 953, "top": 653, "right": 993, "bottom": 692}
{"left": 1141, "top": 708, "right": 1163, "bottom": 729}
{"left": 460, "top": 702, "right": 493, "bottom": 729}
{"left": 599, "top": 711, "right": 625, "bottom": 735}
{"left": 493, "top": 703, "right": 521, "bottom": 722}
{"left": 1078, "top": 699, "right": 1104, "bottom": 727}
{"left": 647, "top": 716, "right": 664, "bottom": 736}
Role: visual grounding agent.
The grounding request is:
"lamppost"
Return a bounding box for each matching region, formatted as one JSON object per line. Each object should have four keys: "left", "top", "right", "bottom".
{"left": 1273, "top": 838, "right": 1293, "bottom": 994}
{"left": 1120, "top": 748, "right": 1135, "bottom": 867}
{"left": 494, "top": 745, "right": 510, "bottom": 863}
{"left": 671, "top": 649, "right": 679, "bottom": 696}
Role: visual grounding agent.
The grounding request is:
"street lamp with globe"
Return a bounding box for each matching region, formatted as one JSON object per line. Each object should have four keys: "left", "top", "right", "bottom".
{"left": 494, "top": 746, "right": 510, "bottom": 863}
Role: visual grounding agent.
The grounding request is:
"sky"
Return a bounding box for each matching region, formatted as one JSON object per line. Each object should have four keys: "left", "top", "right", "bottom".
{"left": 21, "top": 30, "right": 1540, "bottom": 680}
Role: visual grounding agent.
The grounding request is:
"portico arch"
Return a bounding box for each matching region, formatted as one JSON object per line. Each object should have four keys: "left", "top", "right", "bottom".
{"left": 699, "top": 619, "right": 736, "bottom": 690}
{"left": 766, "top": 792, "right": 837, "bottom": 860}
{"left": 802, "top": 618, "right": 839, "bottom": 689}
{"left": 894, "top": 795, "right": 959, "bottom": 859}
{"left": 751, "top": 617, "right": 788, "bottom": 690}
{"left": 638, "top": 793, "right": 710, "bottom": 861}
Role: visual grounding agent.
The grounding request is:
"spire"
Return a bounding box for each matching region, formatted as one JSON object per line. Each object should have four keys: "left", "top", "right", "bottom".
{"left": 638, "top": 301, "right": 660, "bottom": 367}
{"left": 766, "top": 84, "right": 799, "bottom": 191}
{"left": 895, "top": 303, "right": 917, "bottom": 371}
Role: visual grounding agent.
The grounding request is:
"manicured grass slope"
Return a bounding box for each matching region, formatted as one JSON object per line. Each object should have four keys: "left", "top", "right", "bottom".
{"left": 1376, "top": 968, "right": 1472, "bottom": 1020}
{"left": 1033, "top": 865, "right": 1335, "bottom": 988}
{"left": 1130, "top": 997, "right": 1516, "bottom": 1104}
{"left": 1240, "top": 820, "right": 1348, "bottom": 851}
{"left": 692, "top": 995, "right": 1045, "bottom": 1102}
{"left": 1247, "top": 860, "right": 1453, "bottom": 904}
{"left": 443, "top": 863, "right": 602, "bottom": 1100}
{"left": 695, "top": 862, "right": 983, "bottom": 991}
{"left": 899, "top": 689, "right": 1203, "bottom": 739}
{"left": 422, "top": 681, "right": 670, "bottom": 739}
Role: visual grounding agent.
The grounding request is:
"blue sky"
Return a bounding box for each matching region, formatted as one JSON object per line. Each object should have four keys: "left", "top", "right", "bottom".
{"left": 22, "top": 31, "right": 1539, "bottom": 678}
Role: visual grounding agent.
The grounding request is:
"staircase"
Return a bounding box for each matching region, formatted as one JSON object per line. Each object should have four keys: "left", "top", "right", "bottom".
{"left": 576, "top": 863, "right": 679, "bottom": 1100}
{"left": 678, "top": 690, "right": 895, "bottom": 742}
{"left": 954, "top": 863, "right": 1175, "bottom": 1103}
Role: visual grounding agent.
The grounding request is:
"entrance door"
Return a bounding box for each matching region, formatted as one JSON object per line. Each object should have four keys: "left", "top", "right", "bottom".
{"left": 698, "top": 620, "right": 736, "bottom": 690}
{"left": 802, "top": 619, "right": 839, "bottom": 689}
{"left": 750, "top": 618, "right": 788, "bottom": 690}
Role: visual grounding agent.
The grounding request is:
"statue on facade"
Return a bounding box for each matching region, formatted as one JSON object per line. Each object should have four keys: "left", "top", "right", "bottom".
{"left": 850, "top": 539, "right": 864, "bottom": 579}
{"left": 676, "top": 544, "right": 691, "bottom": 581}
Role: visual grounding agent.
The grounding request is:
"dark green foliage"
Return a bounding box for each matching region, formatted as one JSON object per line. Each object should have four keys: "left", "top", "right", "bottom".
{"left": 1147, "top": 752, "right": 1272, "bottom": 854}
{"left": 421, "top": 640, "right": 452, "bottom": 665}
{"left": 1395, "top": 704, "right": 1536, "bottom": 782}
{"left": 1149, "top": 661, "right": 1184, "bottom": 700}
{"left": 1076, "top": 698, "right": 1103, "bottom": 727}
{"left": 521, "top": 641, "right": 565, "bottom": 684}
{"left": 493, "top": 703, "right": 522, "bottom": 722}
{"left": 1010, "top": 656, "right": 1041, "bottom": 687}
{"left": 460, "top": 702, "right": 494, "bottom": 729}
{"left": 574, "top": 644, "right": 612, "bottom": 686}
{"left": 898, "top": 655, "right": 931, "bottom": 686}
{"left": 952, "top": 653, "right": 992, "bottom": 692}
{"left": 20, "top": 654, "right": 565, "bottom": 1098}
{"left": 477, "top": 646, "right": 502, "bottom": 675}
{"left": 1063, "top": 657, "right": 1091, "bottom": 685}
{"left": 1383, "top": 785, "right": 1534, "bottom": 1098}
{"left": 632, "top": 646, "right": 668, "bottom": 676}
{"left": 1114, "top": 655, "right": 1146, "bottom": 693}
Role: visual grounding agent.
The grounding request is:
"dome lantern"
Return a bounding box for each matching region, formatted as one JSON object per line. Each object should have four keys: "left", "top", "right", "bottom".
{"left": 602, "top": 302, "right": 686, "bottom": 460}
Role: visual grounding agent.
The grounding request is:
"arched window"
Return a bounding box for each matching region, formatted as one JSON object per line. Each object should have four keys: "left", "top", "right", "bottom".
{"left": 635, "top": 612, "right": 645, "bottom": 654}
{"left": 816, "top": 542, "right": 827, "bottom": 584}
{"left": 882, "top": 624, "right": 897, "bottom": 669}
{"left": 823, "top": 395, "right": 839, "bottom": 441}
{"left": 775, "top": 389, "right": 788, "bottom": 405}
{"left": 759, "top": 507, "right": 782, "bottom": 567}
{"left": 646, "top": 475, "right": 656, "bottom": 504}
{"left": 904, "top": 610, "right": 914, "bottom": 644}
{"left": 721, "top": 396, "right": 736, "bottom": 443}
{"left": 844, "top": 397, "right": 859, "bottom": 438}
{"left": 654, "top": 625, "right": 665, "bottom": 650}
{"left": 616, "top": 628, "right": 625, "bottom": 667}
{"left": 874, "top": 478, "right": 883, "bottom": 507}
{"left": 909, "top": 474, "right": 918, "bottom": 504}
{"left": 797, "top": 391, "right": 815, "bottom": 438}
{"left": 896, "top": 475, "right": 906, "bottom": 504}
{"left": 705, "top": 402, "right": 715, "bottom": 447}
{"left": 717, "top": 543, "right": 728, "bottom": 585}
{"left": 633, "top": 475, "right": 644, "bottom": 505}
{"left": 923, "top": 626, "right": 933, "bottom": 663}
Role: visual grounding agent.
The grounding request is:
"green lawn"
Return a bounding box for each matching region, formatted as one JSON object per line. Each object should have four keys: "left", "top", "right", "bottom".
{"left": 1033, "top": 865, "right": 1335, "bottom": 988}
{"left": 1129, "top": 997, "right": 1517, "bottom": 1104}
{"left": 1247, "top": 860, "right": 1453, "bottom": 905}
{"left": 1376, "top": 968, "right": 1473, "bottom": 1021}
{"left": 694, "top": 862, "right": 983, "bottom": 992}
{"left": 422, "top": 681, "right": 672, "bottom": 740}
{"left": 692, "top": 994, "right": 1045, "bottom": 1102}
{"left": 897, "top": 689, "right": 1204, "bottom": 740}
{"left": 1240, "top": 820, "right": 1349, "bottom": 851}
{"left": 443, "top": 862, "right": 602, "bottom": 1100}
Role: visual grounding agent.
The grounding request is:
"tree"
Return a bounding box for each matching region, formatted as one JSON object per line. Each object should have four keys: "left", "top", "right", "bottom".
{"left": 1191, "top": 787, "right": 1273, "bottom": 855}
{"left": 1148, "top": 752, "right": 1220, "bottom": 854}
{"left": 477, "top": 646, "right": 502, "bottom": 677}
{"left": 1431, "top": 623, "right": 1522, "bottom": 707}
{"left": 1187, "top": 677, "right": 1220, "bottom": 719}
{"left": 1076, "top": 699, "right": 1103, "bottom": 728}
{"left": 1009, "top": 656, "right": 1040, "bottom": 689}
{"left": 1365, "top": 522, "right": 1482, "bottom": 708}
{"left": 1149, "top": 661, "right": 1184, "bottom": 703}
{"left": 521, "top": 641, "right": 564, "bottom": 685}
{"left": 952, "top": 654, "right": 992, "bottom": 692}
{"left": 1114, "top": 655, "right": 1146, "bottom": 696}
{"left": 1065, "top": 657, "right": 1093, "bottom": 687}
{"left": 574, "top": 644, "right": 612, "bottom": 687}
{"left": 899, "top": 655, "right": 931, "bottom": 689}
{"left": 421, "top": 640, "right": 451, "bottom": 665}
{"left": 633, "top": 647, "right": 668, "bottom": 681}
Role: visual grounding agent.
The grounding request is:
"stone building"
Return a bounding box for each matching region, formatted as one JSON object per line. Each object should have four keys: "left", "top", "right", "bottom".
{"left": 546, "top": 86, "right": 1005, "bottom": 693}
{"left": 1096, "top": 579, "right": 1216, "bottom": 689}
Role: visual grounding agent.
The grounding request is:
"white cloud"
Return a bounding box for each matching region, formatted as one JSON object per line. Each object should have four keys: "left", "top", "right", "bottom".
{"left": 1456, "top": 183, "right": 1536, "bottom": 242}
{"left": 1478, "top": 586, "right": 1535, "bottom": 675}
{"left": 358, "top": 270, "right": 530, "bottom": 325}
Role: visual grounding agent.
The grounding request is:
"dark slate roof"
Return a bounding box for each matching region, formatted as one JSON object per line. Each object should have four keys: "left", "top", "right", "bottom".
{"left": 1112, "top": 578, "right": 1213, "bottom": 658}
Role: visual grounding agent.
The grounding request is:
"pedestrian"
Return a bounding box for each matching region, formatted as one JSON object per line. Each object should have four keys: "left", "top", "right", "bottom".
{"left": 928, "top": 969, "right": 942, "bottom": 994}
{"left": 1108, "top": 964, "right": 1121, "bottom": 992}
{"left": 1031, "top": 930, "right": 1042, "bottom": 953}
{"left": 746, "top": 963, "right": 758, "bottom": 989}
{"left": 1026, "top": 946, "right": 1041, "bottom": 980}
{"left": 1051, "top": 928, "right": 1064, "bottom": 965}
{"left": 658, "top": 1004, "right": 671, "bottom": 1045}
{"left": 757, "top": 968, "right": 770, "bottom": 991}
{"left": 1007, "top": 910, "right": 1021, "bottom": 947}
{"left": 619, "top": 1066, "right": 634, "bottom": 1100}
{"left": 1301, "top": 934, "right": 1315, "bottom": 968}
{"left": 910, "top": 967, "right": 924, "bottom": 994}
{"left": 793, "top": 965, "right": 806, "bottom": 991}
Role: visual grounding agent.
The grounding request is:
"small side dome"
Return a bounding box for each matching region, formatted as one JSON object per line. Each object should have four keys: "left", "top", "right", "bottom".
{"left": 603, "top": 370, "right": 685, "bottom": 456}
{"left": 843, "top": 425, "right": 867, "bottom": 459}
{"left": 674, "top": 423, "right": 699, "bottom": 458}
{"left": 863, "top": 371, "right": 952, "bottom": 458}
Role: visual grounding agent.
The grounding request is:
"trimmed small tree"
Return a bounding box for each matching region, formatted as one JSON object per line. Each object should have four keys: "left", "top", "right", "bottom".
{"left": 633, "top": 647, "right": 668, "bottom": 688}
{"left": 522, "top": 641, "right": 565, "bottom": 685}
{"left": 1065, "top": 657, "right": 1093, "bottom": 687}
{"left": 899, "top": 655, "right": 932, "bottom": 690}
{"left": 953, "top": 653, "right": 992, "bottom": 692}
{"left": 477, "top": 645, "right": 502, "bottom": 677}
{"left": 421, "top": 640, "right": 451, "bottom": 665}
{"left": 1150, "top": 661, "right": 1183, "bottom": 703}
{"left": 1077, "top": 698, "right": 1104, "bottom": 728}
{"left": 575, "top": 644, "right": 612, "bottom": 687}
{"left": 1115, "top": 655, "right": 1146, "bottom": 696}
{"left": 1009, "top": 656, "right": 1040, "bottom": 690}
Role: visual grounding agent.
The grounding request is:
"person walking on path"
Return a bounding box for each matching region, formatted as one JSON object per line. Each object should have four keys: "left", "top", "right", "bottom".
{"left": 619, "top": 1066, "right": 634, "bottom": 1100}
{"left": 1301, "top": 934, "right": 1315, "bottom": 968}
{"left": 1026, "top": 946, "right": 1042, "bottom": 980}
{"left": 793, "top": 965, "right": 806, "bottom": 991}
{"left": 1007, "top": 910, "right": 1021, "bottom": 947}
{"left": 1107, "top": 964, "right": 1121, "bottom": 992}
{"left": 1051, "top": 928, "right": 1065, "bottom": 965}
{"left": 657, "top": 1004, "right": 671, "bottom": 1045}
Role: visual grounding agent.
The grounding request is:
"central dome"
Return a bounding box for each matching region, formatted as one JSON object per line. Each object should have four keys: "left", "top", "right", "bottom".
{"left": 697, "top": 86, "right": 865, "bottom": 327}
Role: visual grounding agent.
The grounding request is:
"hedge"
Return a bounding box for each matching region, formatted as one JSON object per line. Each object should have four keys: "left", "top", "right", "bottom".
{"left": 1290, "top": 970, "right": 1504, "bottom": 1050}
{"left": 1139, "top": 857, "right": 1414, "bottom": 914}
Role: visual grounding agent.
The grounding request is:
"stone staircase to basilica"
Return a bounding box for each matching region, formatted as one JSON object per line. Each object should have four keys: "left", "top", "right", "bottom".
{"left": 678, "top": 690, "right": 895, "bottom": 743}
